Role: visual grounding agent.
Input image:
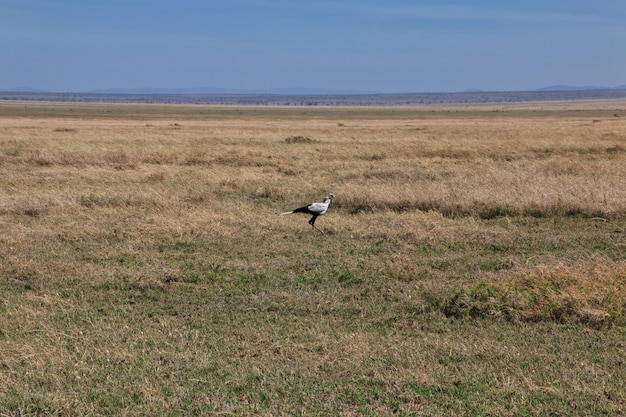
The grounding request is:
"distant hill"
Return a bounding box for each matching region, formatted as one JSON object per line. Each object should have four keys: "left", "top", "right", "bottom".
{"left": 536, "top": 84, "right": 626, "bottom": 92}
{"left": 4, "top": 89, "right": 626, "bottom": 106}
{"left": 3, "top": 85, "right": 626, "bottom": 95}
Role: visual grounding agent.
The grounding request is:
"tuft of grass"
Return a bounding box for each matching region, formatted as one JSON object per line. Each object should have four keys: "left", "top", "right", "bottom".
{"left": 426, "top": 255, "right": 625, "bottom": 328}
{"left": 284, "top": 135, "right": 316, "bottom": 143}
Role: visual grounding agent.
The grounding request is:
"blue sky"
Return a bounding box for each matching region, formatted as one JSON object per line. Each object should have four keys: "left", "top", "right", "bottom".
{"left": 1, "top": 0, "right": 625, "bottom": 93}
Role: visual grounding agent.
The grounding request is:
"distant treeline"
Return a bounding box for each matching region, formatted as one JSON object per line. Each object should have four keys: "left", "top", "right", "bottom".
{"left": 2, "top": 89, "right": 626, "bottom": 106}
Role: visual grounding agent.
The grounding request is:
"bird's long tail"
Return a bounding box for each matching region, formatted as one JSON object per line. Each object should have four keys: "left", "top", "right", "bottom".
{"left": 281, "top": 205, "right": 310, "bottom": 216}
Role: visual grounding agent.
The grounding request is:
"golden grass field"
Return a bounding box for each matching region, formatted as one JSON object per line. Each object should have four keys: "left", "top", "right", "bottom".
{"left": 1, "top": 99, "right": 625, "bottom": 415}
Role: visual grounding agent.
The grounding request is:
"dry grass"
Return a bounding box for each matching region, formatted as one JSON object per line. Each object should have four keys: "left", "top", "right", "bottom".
{"left": 1, "top": 100, "right": 625, "bottom": 415}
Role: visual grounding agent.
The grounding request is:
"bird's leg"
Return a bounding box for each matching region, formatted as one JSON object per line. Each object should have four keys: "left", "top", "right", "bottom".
{"left": 309, "top": 215, "right": 324, "bottom": 234}
{"left": 311, "top": 224, "right": 324, "bottom": 234}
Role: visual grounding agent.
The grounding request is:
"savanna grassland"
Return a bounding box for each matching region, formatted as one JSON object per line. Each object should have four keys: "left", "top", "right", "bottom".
{"left": 0, "top": 100, "right": 625, "bottom": 416}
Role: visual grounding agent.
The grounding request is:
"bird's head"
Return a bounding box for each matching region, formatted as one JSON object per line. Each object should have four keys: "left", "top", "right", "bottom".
{"left": 326, "top": 193, "right": 335, "bottom": 200}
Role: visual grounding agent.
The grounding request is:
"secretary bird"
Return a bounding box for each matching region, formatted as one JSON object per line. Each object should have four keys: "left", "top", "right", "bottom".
{"left": 281, "top": 193, "right": 334, "bottom": 233}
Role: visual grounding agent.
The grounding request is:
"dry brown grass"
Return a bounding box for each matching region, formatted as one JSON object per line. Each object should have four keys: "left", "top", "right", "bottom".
{"left": 1, "top": 99, "right": 625, "bottom": 415}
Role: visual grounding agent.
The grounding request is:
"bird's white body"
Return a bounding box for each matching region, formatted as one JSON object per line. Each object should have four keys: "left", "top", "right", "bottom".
{"left": 281, "top": 193, "right": 334, "bottom": 233}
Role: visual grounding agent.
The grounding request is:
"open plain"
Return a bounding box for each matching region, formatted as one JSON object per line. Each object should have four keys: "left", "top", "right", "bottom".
{"left": 1, "top": 99, "right": 625, "bottom": 415}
